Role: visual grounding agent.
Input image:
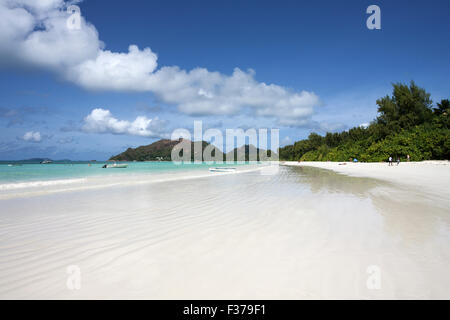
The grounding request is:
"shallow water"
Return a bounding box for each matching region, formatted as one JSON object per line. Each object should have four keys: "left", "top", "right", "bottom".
{"left": 0, "top": 166, "right": 448, "bottom": 299}
{"left": 0, "top": 162, "right": 246, "bottom": 187}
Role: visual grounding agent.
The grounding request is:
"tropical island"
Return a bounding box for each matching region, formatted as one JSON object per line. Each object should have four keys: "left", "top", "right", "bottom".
{"left": 110, "top": 82, "right": 448, "bottom": 164}
{"left": 110, "top": 139, "right": 274, "bottom": 162}
{"left": 279, "top": 82, "right": 449, "bottom": 162}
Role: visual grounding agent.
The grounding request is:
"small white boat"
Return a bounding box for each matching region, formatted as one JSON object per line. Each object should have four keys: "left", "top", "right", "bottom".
{"left": 209, "top": 167, "right": 236, "bottom": 173}
{"left": 105, "top": 163, "right": 128, "bottom": 168}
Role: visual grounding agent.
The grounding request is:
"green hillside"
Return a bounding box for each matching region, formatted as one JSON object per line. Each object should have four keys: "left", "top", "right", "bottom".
{"left": 109, "top": 139, "right": 274, "bottom": 162}
{"left": 109, "top": 139, "right": 223, "bottom": 161}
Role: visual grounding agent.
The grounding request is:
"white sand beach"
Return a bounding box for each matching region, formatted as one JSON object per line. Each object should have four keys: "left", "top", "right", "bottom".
{"left": 0, "top": 162, "right": 449, "bottom": 299}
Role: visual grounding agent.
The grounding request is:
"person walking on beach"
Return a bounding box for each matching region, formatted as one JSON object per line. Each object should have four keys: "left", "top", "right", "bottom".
{"left": 388, "top": 156, "right": 393, "bottom": 166}
{"left": 396, "top": 157, "right": 400, "bottom": 166}
{"left": 407, "top": 154, "right": 410, "bottom": 162}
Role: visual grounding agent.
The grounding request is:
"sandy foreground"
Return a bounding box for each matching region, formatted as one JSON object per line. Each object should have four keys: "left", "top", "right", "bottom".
{"left": 0, "top": 162, "right": 449, "bottom": 299}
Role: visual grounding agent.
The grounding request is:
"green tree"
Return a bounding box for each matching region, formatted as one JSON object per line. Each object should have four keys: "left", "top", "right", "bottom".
{"left": 376, "top": 81, "right": 433, "bottom": 130}
{"left": 279, "top": 82, "right": 449, "bottom": 162}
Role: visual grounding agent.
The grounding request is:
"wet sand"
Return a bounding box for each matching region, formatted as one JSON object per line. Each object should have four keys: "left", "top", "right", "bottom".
{"left": 282, "top": 161, "right": 450, "bottom": 200}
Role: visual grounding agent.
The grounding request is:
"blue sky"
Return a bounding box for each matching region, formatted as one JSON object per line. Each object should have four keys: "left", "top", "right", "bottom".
{"left": 0, "top": 0, "right": 449, "bottom": 160}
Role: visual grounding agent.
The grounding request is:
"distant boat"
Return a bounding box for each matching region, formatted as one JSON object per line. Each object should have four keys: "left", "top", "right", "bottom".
{"left": 103, "top": 163, "right": 128, "bottom": 168}
{"left": 107, "top": 164, "right": 128, "bottom": 168}
{"left": 40, "top": 160, "right": 53, "bottom": 164}
{"left": 209, "top": 167, "right": 236, "bottom": 173}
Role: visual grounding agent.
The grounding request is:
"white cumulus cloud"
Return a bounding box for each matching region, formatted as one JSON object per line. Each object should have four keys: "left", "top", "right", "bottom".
{"left": 22, "top": 131, "right": 42, "bottom": 142}
{"left": 67, "top": 45, "right": 158, "bottom": 91}
{"left": 0, "top": 0, "right": 321, "bottom": 127}
{"left": 82, "top": 108, "right": 167, "bottom": 138}
{"left": 0, "top": 0, "right": 101, "bottom": 70}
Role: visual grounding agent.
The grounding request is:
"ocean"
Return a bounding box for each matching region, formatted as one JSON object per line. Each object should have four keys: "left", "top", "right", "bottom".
{"left": 0, "top": 162, "right": 246, "bottom": 191}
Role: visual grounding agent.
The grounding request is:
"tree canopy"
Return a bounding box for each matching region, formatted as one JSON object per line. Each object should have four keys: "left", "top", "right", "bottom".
{"left": 279, "top": 82, "right": 449, "bottom": 162}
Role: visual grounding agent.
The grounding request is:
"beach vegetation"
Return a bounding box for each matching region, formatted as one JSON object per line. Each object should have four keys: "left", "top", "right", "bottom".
{"left": 279, "top": 82, "right": 449, "bottom": 161}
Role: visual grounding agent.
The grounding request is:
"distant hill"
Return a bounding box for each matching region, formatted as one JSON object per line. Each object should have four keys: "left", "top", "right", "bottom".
{"left": 0, "top": 158, "right": 94, "bottom": 164}
{"left": 23, "top": 158, "right": 51, "bottom": 163}
{"left": 109, "top": 139, "right": 276, "bottom": 161}
{"left": 0, "top": 158, "right": 68, "bottom": 164}
{"left": 109, "top": 139, "right": 223, "bottom": 161}
{"left": 225, "top": 144, "right": 276, "bottom": 161}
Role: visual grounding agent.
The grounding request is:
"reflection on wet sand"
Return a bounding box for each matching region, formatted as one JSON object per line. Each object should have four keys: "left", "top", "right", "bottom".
{"left": 291, "top": 165, "right": 449, "bottom": 245}
{"left": 289, "top": 165, "right": 450, "bottom": 299}
{"left": 288, "top": 166, "right": 385, "bottom": 197}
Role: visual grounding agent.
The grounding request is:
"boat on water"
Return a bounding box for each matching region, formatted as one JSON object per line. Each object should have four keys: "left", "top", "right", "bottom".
{"left": 102, "top": 163, "right": 128, "bottom": 168}
{"left": 107, "top": 164, "right": 128, "bottom": 168}
{"left": 40, "top": 160, "right": 53, "bottom": 164}
{"left": 209, "top": 167, "right": 236, "bottom": 173}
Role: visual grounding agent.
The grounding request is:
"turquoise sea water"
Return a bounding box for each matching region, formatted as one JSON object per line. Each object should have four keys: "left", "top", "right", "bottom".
{"left": 0, "top": 162, "right": 243, "bottom": 185}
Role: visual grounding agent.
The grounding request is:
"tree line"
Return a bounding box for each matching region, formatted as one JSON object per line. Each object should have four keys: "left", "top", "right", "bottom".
{"left": 279, "top": 82, "right": 449, "bottom": 162}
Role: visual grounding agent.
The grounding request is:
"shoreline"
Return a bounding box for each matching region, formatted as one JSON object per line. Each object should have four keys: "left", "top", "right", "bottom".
{"left": 0, "top": 163, "right": 268, "bottom": 200}
{"left": 281, "top": 161, "right": 450, "bottom": 200}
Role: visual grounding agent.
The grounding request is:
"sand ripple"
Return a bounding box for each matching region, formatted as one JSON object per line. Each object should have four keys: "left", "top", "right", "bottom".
{"left": 0, "top": 166, "right": 449, "bottom": 299}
